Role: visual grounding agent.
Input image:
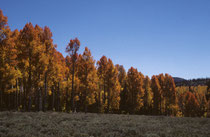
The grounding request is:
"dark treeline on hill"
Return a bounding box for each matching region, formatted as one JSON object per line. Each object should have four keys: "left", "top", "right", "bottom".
{"left": 174, "top": 77, "right": 210, "bottom": 87}
{"left": 0, "top": 9, "right": 210, "bottom": 117}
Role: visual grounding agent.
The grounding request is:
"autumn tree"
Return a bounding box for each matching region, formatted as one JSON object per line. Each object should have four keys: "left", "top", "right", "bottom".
{"left": 77, "top": 47, "right": 98, "bottom": 113}
{"left": 119, "top": 82, "right": 129, "bottom": 113}
{"left": 18, "top": 23, "right": 34, "bottom": 111}
{"left": 151, "top": 75, "right": 161, "bottom": 115}
{"left": 177, "top": 92, "right": 185, "bottom": 116}
{"left": 127, "top": 67, "right": 144, "bottom": 114}
{"left": 206, "top": 80, "right": 210, "bottom": 101}
{"left": 41, "top": 26, "right": 55, "bottom": 111}
{"left": 106, "top": 59, "right": 121, "bottom": 113}
{"left": 0, "top": 9, "right": 20, "bottom": 110}
{"left": 115, "top": 65, "right": 128, "bottom": 113}
{"left": 65, "top": 55, "right": 71, "bottom": 112}
{"left": 207, "top": 100, "right": 210, "bottom": 118}
{"left": 115, "top": 64, "right": 126, "bottom": 88}
{"left": 195, "top": 92, "right": 207, "bottom": 117}
{"left": 1, "top": 8, "right": 209, "bottom": 117}
{"left": 65, "top": 38, "right": 80, "bottom": 112}
{"left": 97, "top": 56, "right": 108, "bottom": 112}
{"left": 143, "top": 76, "right": 153, "bottom": 114}
{"left": 17, "top": 23, "right": 52, "bottom": 111}
{"left": 47, "top": 49, "right": 67, "bottom": 111}
{"left": 183, "top": 91, "right": 200, "bottom": 117}
{"left": 164, "top": 74, "right": 178, "bottom": 116}
{"left": 32, "top": 25, "right": 51, "bottom": 111}
{"left": 157, "top": 74, "right": 165, "bottom": 114}
{"left": 65, "top": 55, "right": 80, "bottom": 112}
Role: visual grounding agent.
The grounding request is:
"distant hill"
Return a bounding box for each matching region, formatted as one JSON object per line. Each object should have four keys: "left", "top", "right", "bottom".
{"left": 173, "top": 77, "right": 210, "bottom": 87}
{"left": 173, "top": 77, "right": 186, "bottom": 83}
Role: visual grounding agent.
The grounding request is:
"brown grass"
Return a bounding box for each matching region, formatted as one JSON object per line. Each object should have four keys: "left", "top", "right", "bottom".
{"left": 0, "top": 112, "right": 209, "bottom": 137}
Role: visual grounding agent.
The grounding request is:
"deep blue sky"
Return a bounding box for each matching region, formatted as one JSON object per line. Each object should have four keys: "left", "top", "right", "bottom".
{"left": 1, "top": 0, "right": 210, "bottom": 79}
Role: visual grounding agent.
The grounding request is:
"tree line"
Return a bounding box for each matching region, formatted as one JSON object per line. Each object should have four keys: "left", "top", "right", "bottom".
{"left": 174, "top": 77, "right": 210, "bottom": 87}
{"left": 0, "top": 9, "right": 210, "bottom": 117}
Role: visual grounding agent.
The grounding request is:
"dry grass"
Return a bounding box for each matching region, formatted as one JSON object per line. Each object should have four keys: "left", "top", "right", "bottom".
{"left": 0, "top": 112, "right": 209, "bottom": 137}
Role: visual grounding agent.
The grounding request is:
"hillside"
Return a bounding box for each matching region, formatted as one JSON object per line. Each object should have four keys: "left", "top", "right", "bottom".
{"left": 173, "top": 77, "right": 210, "bottom": 87}
{"left": 0, "top": 112, "right": 209, "bottom": 137}
{"left": 173, "top": 77, "right": 186, "bottom": 83}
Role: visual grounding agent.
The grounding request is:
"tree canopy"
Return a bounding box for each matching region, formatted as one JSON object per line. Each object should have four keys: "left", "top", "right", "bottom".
{"left": 0, "top": 9, "right": 209, "bottom": 117}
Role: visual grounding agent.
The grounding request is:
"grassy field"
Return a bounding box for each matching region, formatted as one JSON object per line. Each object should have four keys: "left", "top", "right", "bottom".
{"left": 0, "top": 112, "right": 209, "bottom": 137}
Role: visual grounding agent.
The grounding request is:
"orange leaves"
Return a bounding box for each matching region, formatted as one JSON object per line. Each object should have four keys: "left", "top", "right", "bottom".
{"left": 184, "top": 91, "right": 200, "bottom": 117}
{"left": 115, "top": 64, "right": 126, "bottom": 88}
{"left": 20, "top": 23, "right": 37, "bottom": 44}
{"left": 151, "top": 74, "right": 178, "bottom": 115}
{"left": 106, "top": 59, "right": 121, "bottom": 110}
{"left": 43, "top": 26, "right": 53, "bottom": 41}
{"left": 66, "top": 38, "right": 80, "bottom": 61}
{"left": 0, "top": 9, "right": 8, "bottom": 29}
{"left": 97, "top": 56, "right": 121, "bottom": 111}
{"left": 0, "top": 9, "right": 20, "bottom": 94}
{"left": 51, "top": 50, "right": 67, "bottom": 81}
{"left": 127, "top": 67, "right": 144, "bottom": 113}
{"left": 0, "top": 8, "right": 209, "bottom": 116}
{"left": 77, "top": 47, "right": 98, "bottom": 108}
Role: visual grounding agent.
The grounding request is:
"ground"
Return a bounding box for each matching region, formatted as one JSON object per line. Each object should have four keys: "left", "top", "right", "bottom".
{"left": 0, "top": 112, "right": 209, "bottom": 137}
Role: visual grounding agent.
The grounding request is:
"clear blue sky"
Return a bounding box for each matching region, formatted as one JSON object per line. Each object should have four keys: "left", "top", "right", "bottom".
{"left": 1, "top": 0, "right": 210, "bottom": 79}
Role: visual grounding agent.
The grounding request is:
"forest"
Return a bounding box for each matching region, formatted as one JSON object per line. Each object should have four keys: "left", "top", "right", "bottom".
{"left": 174, "top": 77, "right": 210, "bottom": 87}
{"left": 0, "top": 9, "right": 210, "bottom": 117}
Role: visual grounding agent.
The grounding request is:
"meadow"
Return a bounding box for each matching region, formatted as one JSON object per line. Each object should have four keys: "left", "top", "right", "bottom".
{"left": 0, "top": 111, "right": 209, "bottom": 137}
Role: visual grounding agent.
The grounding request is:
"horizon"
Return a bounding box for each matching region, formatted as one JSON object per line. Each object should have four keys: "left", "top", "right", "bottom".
{"left": 1, "top": 0, "right": 210, "bottom": 79}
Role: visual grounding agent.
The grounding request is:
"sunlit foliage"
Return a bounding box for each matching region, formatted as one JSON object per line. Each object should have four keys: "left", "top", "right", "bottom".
{"left": 0, "top": 9, "right": 208, "bottom": 117}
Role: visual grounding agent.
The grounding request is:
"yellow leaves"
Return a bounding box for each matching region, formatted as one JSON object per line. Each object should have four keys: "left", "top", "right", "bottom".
{"left": 1, "top": 63, "right": 19, "bottom": 85}
{"left": 0, "top": 9, "right": 8, "bottom": 30}
{"left": 126, "top": 67, "right": 145, "bottom": 112}
{"left": 7, "top": 87, "right": 16, "bottom": 93}
{"left": 38, "top": 80, "right": 44, "bottom": 87}
{"left": 66, "top": 38, "right": 80, "bottom": 61}
{"left": 48, "top": 90, "right": 52, "bottom": 95}
{"left": 74, "top": 95, "right": 79, "bottom": 102}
